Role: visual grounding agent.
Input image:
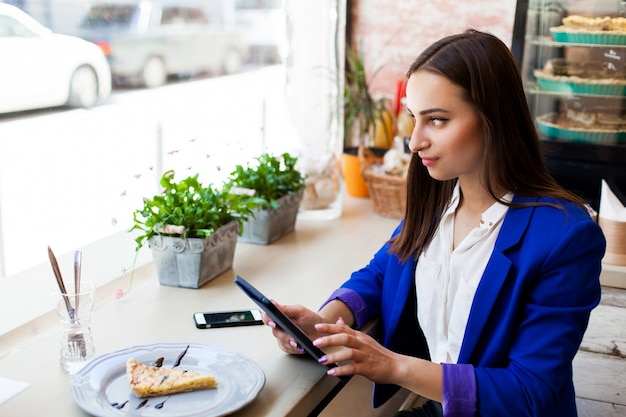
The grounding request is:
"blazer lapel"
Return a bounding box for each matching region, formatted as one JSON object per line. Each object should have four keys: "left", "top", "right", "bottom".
{"left": 457, "top": 196, "right": 537, "bottom": 363}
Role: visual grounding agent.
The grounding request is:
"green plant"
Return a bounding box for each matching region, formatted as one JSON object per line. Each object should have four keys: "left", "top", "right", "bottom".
{"left": 225, "top": 152, "right": 306, "bottom": 210}
{"left": 129, "top": 170, "right": 259, "bottom": 251}
{"left": 344, "top": 45, "right": 392, "bottom": 148}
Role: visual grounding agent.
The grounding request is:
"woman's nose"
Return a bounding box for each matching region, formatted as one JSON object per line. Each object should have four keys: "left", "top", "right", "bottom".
{"left": 408, "top": 127, "right": 429, "bottom": 153}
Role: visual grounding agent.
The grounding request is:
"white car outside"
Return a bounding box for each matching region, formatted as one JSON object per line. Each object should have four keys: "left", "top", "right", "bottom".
{"left": 0, "top": 3, "right": 112, "bottom": 114}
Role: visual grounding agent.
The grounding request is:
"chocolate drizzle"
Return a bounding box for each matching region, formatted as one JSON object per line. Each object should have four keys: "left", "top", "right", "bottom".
{"left": 112, "top": 346, "right": 192, "bottom": 412}
{"left": 111, "top": 400, "right": 128, "bottom": 409}
{"left": 173, "top": 345, "right": 190, "bottom": 368}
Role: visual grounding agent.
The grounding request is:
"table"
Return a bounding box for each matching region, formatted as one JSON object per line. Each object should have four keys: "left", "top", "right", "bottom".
{"left": 2, "top": 195, "right": 624, "bottom": 417}
{"left": 0, "top": 196, "right": 400, "bottom": 417}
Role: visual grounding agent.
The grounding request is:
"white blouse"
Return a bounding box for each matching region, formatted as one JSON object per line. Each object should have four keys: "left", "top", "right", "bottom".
{"left": 415, "top": 184, "right": 512, "bottom": 364}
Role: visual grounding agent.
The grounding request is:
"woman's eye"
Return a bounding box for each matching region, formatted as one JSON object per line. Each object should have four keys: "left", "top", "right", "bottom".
{"left": 430, "top": 117, "right": 445, "bottom": 126}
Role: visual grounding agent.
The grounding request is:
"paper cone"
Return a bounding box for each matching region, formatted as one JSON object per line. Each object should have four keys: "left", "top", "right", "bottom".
{"left": 598, "top": 180, "right": 626, "bottom": 265}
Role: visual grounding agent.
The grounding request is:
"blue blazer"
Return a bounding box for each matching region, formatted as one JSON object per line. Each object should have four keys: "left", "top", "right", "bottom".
{"left": 340, "top": 196, "right": 605, "bottom": 416}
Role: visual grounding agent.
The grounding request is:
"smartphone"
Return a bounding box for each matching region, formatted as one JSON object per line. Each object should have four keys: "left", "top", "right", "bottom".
{"left": 234, "top": 275, "right": 350, "bottom": 383}
{"left": 193, "top": 309, "right": 263, "bottom": 329}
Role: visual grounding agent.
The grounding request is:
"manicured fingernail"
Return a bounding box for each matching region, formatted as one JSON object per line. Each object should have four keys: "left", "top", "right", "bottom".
{"left": 268, "top": 320, "right": 276, "bottom": 328}
{"left": 318, "top": 356, "right": 327, "bottom": 364}
{"left": 313, "top": 339, "right": 322, "bottom": 347}
{"left": 289, "top": 340, "right": 304, "bottom": 353}
{"left": 327, "top": 368, "right": 336, "bottom": 376}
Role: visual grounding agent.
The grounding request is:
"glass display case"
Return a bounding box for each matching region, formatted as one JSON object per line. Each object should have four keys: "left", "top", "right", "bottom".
{"left": 512, "top": 0, "right": 626, "bottom": 210}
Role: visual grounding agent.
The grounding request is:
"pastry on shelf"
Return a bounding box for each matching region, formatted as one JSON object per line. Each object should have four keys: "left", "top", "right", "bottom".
{"left": 609, "top": 17, "right": 626, "bottom": 32}
{"left": 550, "top": 15, "right": 626, "bottom": 45}
{"left": 561, "top": 15, "right": 613, "bottom": 31}
{"left": 543, "top": 58, "right": 624, "bottom": 79}
{"left": 533, "top": 58, "right": 626, "bottom": 96}
{"left": 536, "top": 108, "right": 626, "bottom": 145}
{"left": 563, "top": 108, "right": 626, "bottom": 129}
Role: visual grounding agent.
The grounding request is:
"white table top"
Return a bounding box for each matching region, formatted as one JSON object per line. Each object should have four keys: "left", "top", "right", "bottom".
{"left": 0, "top": 196, "right": 400, "bottom": 417}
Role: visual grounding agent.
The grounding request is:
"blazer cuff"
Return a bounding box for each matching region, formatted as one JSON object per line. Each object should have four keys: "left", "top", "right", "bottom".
{"left": 442, "top": 363, "right": 477, "bottom": 417}
{"left": 319, "top": 288, "right": 368, "bottom": 329}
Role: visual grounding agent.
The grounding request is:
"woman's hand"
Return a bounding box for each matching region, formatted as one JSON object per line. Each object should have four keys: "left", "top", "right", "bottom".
{"left": 261, "top": 300, "right": 324, "bottom": 355}
{"left": 264, "top": 309, "right": 442, "bottom": 401}
{"left": 312, "top": 317, "right": 403, "bottom": 384}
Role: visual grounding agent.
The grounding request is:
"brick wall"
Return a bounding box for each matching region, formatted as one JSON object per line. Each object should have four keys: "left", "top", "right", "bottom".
{"left": 349, "top": 0, "right": 518, "bottom": 104}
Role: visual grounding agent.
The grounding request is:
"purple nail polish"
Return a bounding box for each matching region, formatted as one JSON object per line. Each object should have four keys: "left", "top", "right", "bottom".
{"left": 317, "top": 356, "right": 327, "bottom": 364}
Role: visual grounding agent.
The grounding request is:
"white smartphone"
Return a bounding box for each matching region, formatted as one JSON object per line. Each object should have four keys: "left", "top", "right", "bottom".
{"left": 193, "top": 309, "right": 263, "bottom": 329}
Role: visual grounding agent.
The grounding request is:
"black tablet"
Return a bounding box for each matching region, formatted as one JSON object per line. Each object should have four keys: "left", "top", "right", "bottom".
{"left": 234, "top": 275, "right": 348, "bottom": 380}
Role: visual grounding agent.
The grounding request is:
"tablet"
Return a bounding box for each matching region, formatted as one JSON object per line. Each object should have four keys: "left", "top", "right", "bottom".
{"left": 234, "top": 275, "right": 348, "bottom": 381}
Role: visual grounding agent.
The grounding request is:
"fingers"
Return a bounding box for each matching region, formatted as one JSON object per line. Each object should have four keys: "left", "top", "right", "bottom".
{"left": 261, "top": 311, "right": 273, "bottom": 327}
{"left": 267, "top": 322, "right": 305, "bottom": 354}
{"left": 260, "top": 299, "right": 284, "bottom": 327}
{"left": 314, "top": 317, "right": 353, "bottom": 340}
{"left": 312, "top": 317, "right": 369, "bottom": 377}
{"left": 261, "top": 302, "right": 307, "bottom": 355}
{"left": 312, "top": 317, "right": 358, "bottom": 359}
{"left": 312, "top": 318, "right": 397, "bottom": 382}
{"left": 289, "top": 340, "right": 306, "bottom": 354}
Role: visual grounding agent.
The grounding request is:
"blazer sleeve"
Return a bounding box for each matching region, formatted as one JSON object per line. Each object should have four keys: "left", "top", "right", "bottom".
{"left": 335, "top": 222, "right": 404, "bottom": 323}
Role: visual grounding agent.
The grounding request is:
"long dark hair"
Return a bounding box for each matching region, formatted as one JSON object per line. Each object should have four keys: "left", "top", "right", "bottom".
{"left": 389, "top": 29, "right": 587, "bottom": 262}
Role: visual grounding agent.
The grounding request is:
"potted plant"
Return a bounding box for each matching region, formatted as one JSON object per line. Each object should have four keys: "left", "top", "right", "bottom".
{"left": 224, "top": 152, "right": 306, "bottom": 245}
{"left": 343, "top": 44, "right": 394, "bottom": 197}
{"left": 130, "top": 170, "right": 258, "bottom": 288}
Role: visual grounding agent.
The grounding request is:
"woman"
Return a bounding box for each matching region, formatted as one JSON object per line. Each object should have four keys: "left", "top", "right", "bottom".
{"left": 265, "top": 29, "right": 606, "bottom": 416}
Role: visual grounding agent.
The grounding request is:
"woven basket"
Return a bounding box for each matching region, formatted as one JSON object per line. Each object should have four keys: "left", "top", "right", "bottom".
{"left": 359, "top": 147, "right": 407, "bottom": 219}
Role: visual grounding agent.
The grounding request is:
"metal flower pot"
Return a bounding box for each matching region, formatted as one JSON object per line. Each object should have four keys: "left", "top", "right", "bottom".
{"left": 238, "top": 189, "right": 304, "bottom": 245}
{"left": 148, "top": 220, "right": 240, "bottom": 288}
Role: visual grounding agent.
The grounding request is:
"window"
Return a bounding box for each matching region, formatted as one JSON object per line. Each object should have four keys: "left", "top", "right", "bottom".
{"left": 0, "top": 0, "right": 286, "bottom": 335}
{"left": 0, "top": 0, "right": 343, "bottom": 336}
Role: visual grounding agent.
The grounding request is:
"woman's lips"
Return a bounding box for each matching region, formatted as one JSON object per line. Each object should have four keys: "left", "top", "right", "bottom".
{"left": 421, "top": 157, "right": 437, "bottom": 167}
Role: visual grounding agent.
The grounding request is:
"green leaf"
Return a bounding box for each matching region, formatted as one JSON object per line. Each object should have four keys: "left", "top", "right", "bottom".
{"left": 224, "top": 152, "right": 306, "bottom": 210}
{"left": 130, "top": 170, "right": 256, "bottom": 252}
{"left": 344, "top": 44, "right": 390, "bottom": 147}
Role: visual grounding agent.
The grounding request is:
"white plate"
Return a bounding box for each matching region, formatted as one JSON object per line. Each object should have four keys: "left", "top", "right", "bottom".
{"left": 72, "top": 343, "right": 265, "bottom": 417}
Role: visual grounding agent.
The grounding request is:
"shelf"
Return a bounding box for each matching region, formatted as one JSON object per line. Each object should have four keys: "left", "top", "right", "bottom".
{"left": 516, "top": 0, "right": 626, "bottom": 218}
{"left": 527, "top": 38, "right": 626, "bottom": 48}
{"left": 525, "top": 85, "right": 626, "bottom": 99}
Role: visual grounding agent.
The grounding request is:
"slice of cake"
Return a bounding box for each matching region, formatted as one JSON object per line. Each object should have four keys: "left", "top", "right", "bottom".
{"left": 126, "top": 358, "right": 218, "bottom": 398}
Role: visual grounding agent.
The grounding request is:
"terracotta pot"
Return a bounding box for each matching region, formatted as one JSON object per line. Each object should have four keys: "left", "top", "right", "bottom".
{"left": 342, "top": 146, "right": 387, "bottom": 198}
{"left": 342, "top": 150, "right": 369, "bottom": 198}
